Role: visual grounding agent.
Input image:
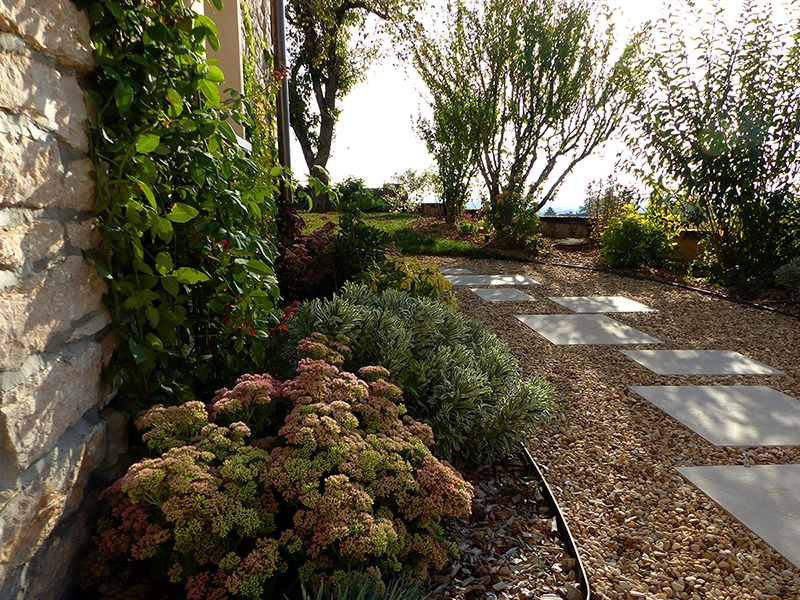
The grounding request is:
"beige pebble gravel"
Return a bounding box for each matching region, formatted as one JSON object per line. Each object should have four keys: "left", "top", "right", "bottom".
{"left": 427, "top": 256, "right": 800, "bottom": 600}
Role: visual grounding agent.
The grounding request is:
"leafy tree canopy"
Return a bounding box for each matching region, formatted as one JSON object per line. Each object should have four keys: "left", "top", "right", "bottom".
{"left": 413, "top": 0, "right": 642, "bottom": 228}
{"left": 286, "top": 0, "right": 420, "bottom": 192}
{"left": 627, "top": 0, "right": 800, "bottom": 277}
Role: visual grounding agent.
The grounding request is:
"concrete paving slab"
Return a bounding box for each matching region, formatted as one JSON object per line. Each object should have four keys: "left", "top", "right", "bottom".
{"left": 676, "top": 464, "right": 800, "bottom": 568}
{"left": 471, "top": 288, "right": 535, "bottom": 302}
{"left": 549, "top": 295, "right": 656, "bottom": 313}
{"left": 446, "top": 274, "right": 540, "bottom": 286}
{"left": 621, "top": 350, "right": 785, "bottom": 375}
{"left": 439, "top": 268, "right": 473, "bottom": 275}
{"left": 630, "top": 386, "right": 800, "bottom": 446}
{"left": 515, "top": 314, "right": 663, "bottom": 345}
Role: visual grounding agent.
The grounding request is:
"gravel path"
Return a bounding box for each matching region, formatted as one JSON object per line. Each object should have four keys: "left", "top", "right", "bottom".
{"left": 427, "top": 256, "right": 800, "bottom": 600}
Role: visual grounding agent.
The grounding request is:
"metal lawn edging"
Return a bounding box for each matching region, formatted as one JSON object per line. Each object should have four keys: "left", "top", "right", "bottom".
{"left": 520, "top": 443, "right": 592, "bottom": 600}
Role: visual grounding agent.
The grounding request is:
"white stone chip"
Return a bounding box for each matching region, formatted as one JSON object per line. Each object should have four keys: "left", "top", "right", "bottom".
{"left": 471, "top": 288, "right": 535, "bottom": 302}
{"left": 446, "top": 274, "right": 540, "bottom": 286}
{"left": 621, "top": 350, "right": 785, "bottom": 375}
{"left": 548, "top": 295, "right": 656, "bottom": 313}
{"left": 630, "top": 385, "right": 800, "bottom": 446}
{"left": 677, "top": 464, "right": 800, "bottom": 568}
{"left": 515, "top": 314, "right": 663, "bottom": 345}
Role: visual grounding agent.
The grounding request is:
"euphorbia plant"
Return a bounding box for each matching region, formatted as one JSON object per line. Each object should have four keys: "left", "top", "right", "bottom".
{"left": 84, "top": 335, "right": 473, "bottom": 599}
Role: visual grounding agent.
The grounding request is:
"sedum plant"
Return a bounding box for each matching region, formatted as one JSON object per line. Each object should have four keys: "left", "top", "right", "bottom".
{"left": 84, "top": 336, "right": 471, "bottom": 599}
{"left": 271, "top": 284, "right": 556, "bottom": 465}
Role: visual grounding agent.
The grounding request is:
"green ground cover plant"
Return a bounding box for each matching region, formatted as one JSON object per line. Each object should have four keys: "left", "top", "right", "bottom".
{"left": 599, "top": 208, "right": 673, "bottom": 268}
{"left": 360, "top": 256, "right": 457, "bottom": 307}
{"left": 301, "top": 212, "right": 508, "bottom": 259}
{"left": 84, "top": 336, "right": 472, "bottom": 599}
{"left": 270, "top": 284, "right": 556, "bottom": 465}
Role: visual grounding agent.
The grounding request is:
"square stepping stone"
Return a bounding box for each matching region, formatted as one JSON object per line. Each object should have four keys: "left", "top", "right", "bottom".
{"left": 515, "top": 314, "right": 662, "bottom": 345}
{"left": 621, "top": 350, "right": 785, "bottom": 376}
{"left": 549, "top": 295, "right": 656, "bottom": 313}
{"left": 446, "top": 274, "right": 540, "bottom": 286}
{"left": 471, "top": 288, "right": 535, "bottom": 302}
{"left": 630, "top": 386, "right": 800, "bottom": 446}
{"left": 439, "top": 268, "right": 473, "bottom": 275}
{"left": 676, "top": 464, "right": 800, "bottom": 567}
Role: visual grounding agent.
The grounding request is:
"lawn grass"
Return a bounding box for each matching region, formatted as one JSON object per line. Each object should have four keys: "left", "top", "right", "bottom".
{"left": 299, "top": 211, "right": 508, "bottom": 259}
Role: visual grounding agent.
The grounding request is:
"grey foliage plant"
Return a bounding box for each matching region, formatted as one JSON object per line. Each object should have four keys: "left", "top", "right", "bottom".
{"left": 774, "top": 257, "right": 800, "bottom": 293}
{"left": 270, "top": 283, "right": 556, "bottom": 465}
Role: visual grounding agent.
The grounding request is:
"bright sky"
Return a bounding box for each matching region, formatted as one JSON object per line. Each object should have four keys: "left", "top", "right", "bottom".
{"left": 288, "top": 0, "right": 768, "bottom": 212}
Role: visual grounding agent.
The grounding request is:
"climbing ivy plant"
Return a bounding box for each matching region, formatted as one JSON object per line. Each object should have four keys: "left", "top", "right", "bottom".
{"left": 241, "top": 0, "right": 278, "bottom": 173}
{"left": 76, "top": 0, "right": 283, "bottom": 404}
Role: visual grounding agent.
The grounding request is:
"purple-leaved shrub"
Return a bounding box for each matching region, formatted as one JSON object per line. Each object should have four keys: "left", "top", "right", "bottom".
{"left": 84, "top": 335, "right": 473, "bottom": 599}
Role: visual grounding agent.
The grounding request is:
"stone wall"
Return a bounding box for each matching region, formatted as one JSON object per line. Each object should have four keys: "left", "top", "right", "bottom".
{"left": 0, "top": 2, "right": 123, "bottom": 598}
{"left": 539, "top": 215, "right": 591, "bottom": 239}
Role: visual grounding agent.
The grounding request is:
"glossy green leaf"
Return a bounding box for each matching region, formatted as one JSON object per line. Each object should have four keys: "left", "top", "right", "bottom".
{"left": 106, "top": 1, "right": 124, "bottom": 20}
{"left": 162, "top": 276, "right": 179, "bottom": 297}
{"left": 146, "top": 304, "right": 160, "bottom": 327}
{"left": 94, "top": 261, "right": 112, "bottom": 279}
{"left": 199, "top": 79, "right": 220, "bottom": 104}
{"left": 166, "top": 203, "right": 199, "bottom": 223}
{"left": 135, "top": 133, "right": 160, "bottom": 154}
{"left": 166, "top": 88, "right": 183, "bottom": 117}
{"left": 173, "top": 267, "right": 209, "bottom": 284}
{"left": 206, "top": 65, "right": 225, "bottom": 83}
{"left": 189, "top": 162, "right": 206, "bottom": 186}
{"left": 217, "top": 121, "right": 237, "bottom": 144}
{"left": 89, "top": 3, "right": 105, "bottom": 24}
{"left": 245, "top": 259, "right": 274, "bottom": 275}
{"left": 130, "top": 177, "right": 156, "bottom": 208}
{"left": 114, "top": 83, "right": 133, "bottom": 114}
{"left": 155, "top": 251, "right": 173, "bottom": 275}
{"left": 156, "top": 217, "right": 174, "bottom": 242}
{"left": 127, "top": 338, "right": 151, "bottom": 365}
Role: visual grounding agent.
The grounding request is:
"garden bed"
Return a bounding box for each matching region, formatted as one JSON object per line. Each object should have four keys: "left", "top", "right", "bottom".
{"left": 426, "top": 451, "right": 589, "bottom": 600}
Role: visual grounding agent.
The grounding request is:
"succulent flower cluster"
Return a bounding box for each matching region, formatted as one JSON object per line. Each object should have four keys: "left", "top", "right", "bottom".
{"left": 85, "top": 336, "right": 473, "bottom": 599}
{"left": 278, "top": 283, "right": 557, "bottom": 465}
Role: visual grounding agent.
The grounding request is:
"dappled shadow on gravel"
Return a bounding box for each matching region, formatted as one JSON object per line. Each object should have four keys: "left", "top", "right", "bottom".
{"left": 423, "top": 255, "right": 800, "bottom": 600}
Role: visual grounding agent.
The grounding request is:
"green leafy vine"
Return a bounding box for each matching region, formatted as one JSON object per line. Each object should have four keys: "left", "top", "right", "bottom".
{"left": 76, "top": 0, "right": 283, "bottom": 404}
{"left": 241, "top": 0, "right": 278, "bottom": 172}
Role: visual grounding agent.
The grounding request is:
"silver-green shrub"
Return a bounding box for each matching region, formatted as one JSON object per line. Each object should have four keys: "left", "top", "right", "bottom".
{"left": 273, "top": 283, "right": 556, "bottom": 465}
{"left": 775, "top": 257, "right": 800, "bottom": 293}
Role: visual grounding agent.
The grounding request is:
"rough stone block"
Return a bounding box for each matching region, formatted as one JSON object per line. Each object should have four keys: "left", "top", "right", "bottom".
{"left": 1, "top": 341, "right": 103, "bottom": 470}
{"left": 99, "top": 408, "right": 129, "bottom": 471}
{"left": 0, "top": 256, "right": 107, "bottom": 371}
{"left": 0, "top": 51, "right": 89, "bottom": 151}
{"left": 0, "top": 0, "right": 95, "bottom": 72}
{"left": 0, "top": 417, "right": 106, "bottom": 570}
{"left": 67, "top": 312, "right": 111, "bottom": 344}
{"left": 0, "top": 218, "right": 64, "bottom": 269}
{"left": 60, "top": 157, "right": 95, "bottom": 210}
{"left": 65, "top": 217, "right": 102, "bottom": 251}
{"left": 0, "top": 113, "right": 95, "bottom": 210}
{"left": 15, "top": 506, "right": 93, "bottom": 600}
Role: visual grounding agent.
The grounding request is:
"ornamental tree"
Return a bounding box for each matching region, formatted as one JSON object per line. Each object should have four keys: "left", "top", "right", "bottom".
{"left": 286, "top": 0, "right": 420, "bottom": 210}
{"left": 414, "top": 0, "right": 641, "bottom": 236}
{"left": 626, "top": 0, "right": 800, "bottom": 277}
